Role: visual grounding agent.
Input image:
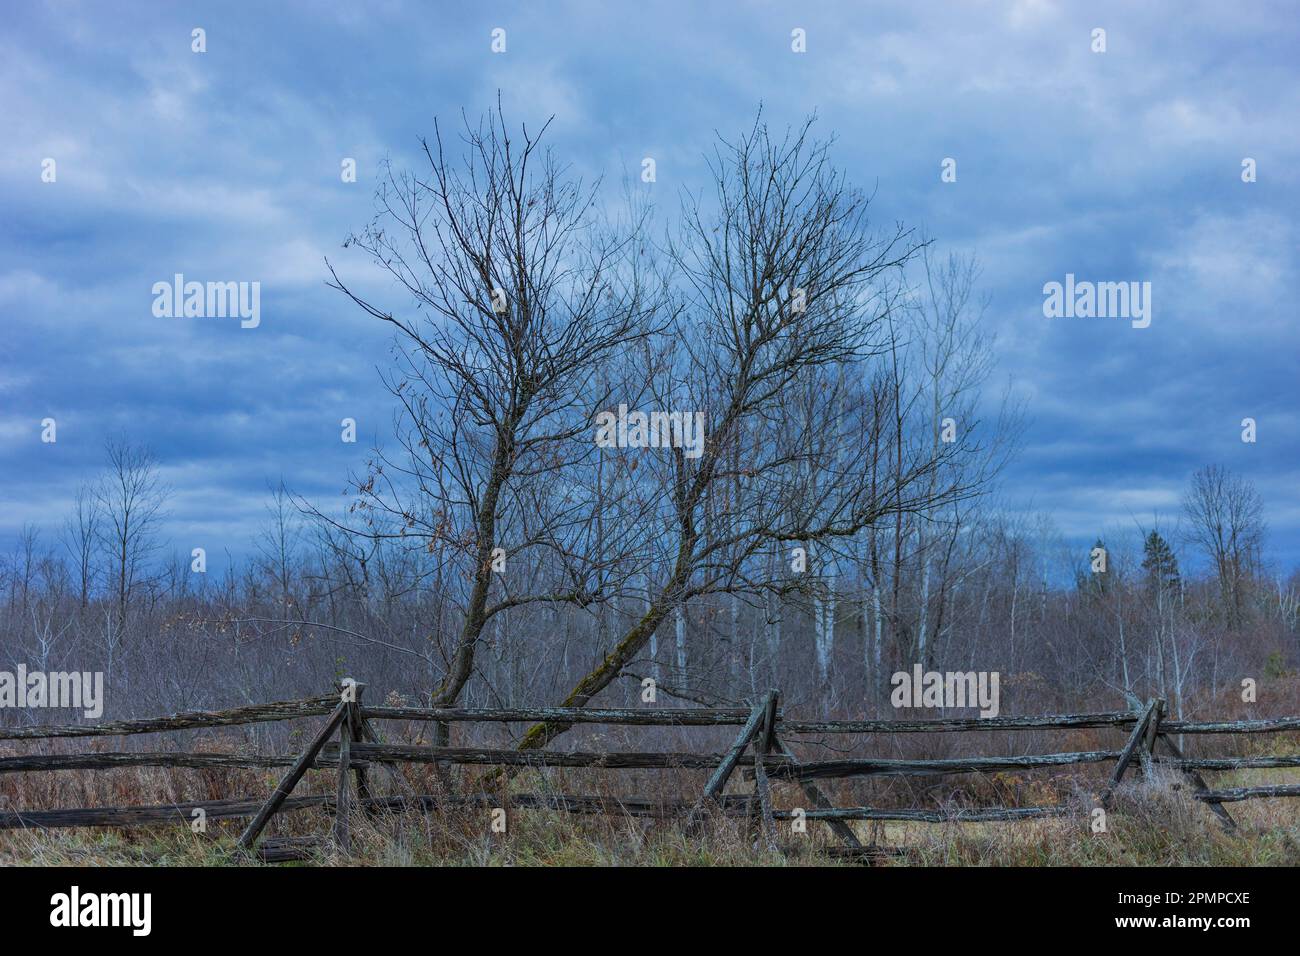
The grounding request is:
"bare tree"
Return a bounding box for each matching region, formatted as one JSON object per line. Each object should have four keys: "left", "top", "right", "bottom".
{"left": 1182, "top": 464, "right": 1265, "bottom": 627}
{"left": 256, "top": 482, "right": 302, "bottom": 614}
{"left": 6, "top": 524, "right": 42, "bottom": 618}
{"left": 517, "top": 113, "right": 981, "bottom": 750}
{"left": 62, "top": 483, "right": 101, "bottom": 608}
{"left": 93, "top": 436, "right": 167, "bottom": 635}
{"left": 327, "top": 100, "right": 663, "bottom": 707}
{"left": 899, "top": 246, "right": 1022, "bottom": 672}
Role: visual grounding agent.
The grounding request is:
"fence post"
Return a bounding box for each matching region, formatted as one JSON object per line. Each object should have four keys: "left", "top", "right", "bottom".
{"left": 1101, "top": 698, "right": 1157, "bottom": 809}
{"left": 749, "top": 690, "right": 779, "bottom": 852}
{"left": 332, "top": 679, "right": 366, "bottom": 854}
{"left": 1140, "top": 698, "right": 1164, "bottom": 780}
{"left": 347, "top": 682, "right": 369, "bottom": 802}
{"left": 237, "top": 699, "right": 348, "bottom": 853}
{"left": 687, "top": 698, "right": 767, "bottom": 833}
{"left": 333, "top": 713, "right": 352, "bottom": 853}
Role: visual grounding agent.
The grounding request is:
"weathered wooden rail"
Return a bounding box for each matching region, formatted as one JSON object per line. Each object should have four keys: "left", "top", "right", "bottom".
{"left": 1, "top": 683, "right": 1296, "bottom": 860}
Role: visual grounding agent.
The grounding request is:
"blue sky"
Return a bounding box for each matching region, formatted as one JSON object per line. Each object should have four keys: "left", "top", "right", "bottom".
{"left": 3, "top": 0, "right": 1298, "bottom": 577}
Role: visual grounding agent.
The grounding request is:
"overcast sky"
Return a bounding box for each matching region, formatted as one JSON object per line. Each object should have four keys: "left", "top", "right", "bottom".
{"left": 3, "top": 0, "right": 1297, "bottom": 578}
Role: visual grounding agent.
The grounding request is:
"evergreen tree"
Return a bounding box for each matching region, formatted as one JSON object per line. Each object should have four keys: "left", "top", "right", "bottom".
{"left": 1141, "top": 530, "right": 1180, "bottom": 593}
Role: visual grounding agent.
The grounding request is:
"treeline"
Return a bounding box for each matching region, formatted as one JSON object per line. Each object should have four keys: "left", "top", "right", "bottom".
{"left": 2, "top": 444, "right": 1295, "bottom": 726}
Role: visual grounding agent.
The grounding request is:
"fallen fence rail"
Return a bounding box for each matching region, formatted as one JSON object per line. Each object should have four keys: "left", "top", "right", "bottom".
{"left": 1164, "top": 755, "right": 1300, "bottom": 771}
{"left": 1, "top": 683, "right": 1297, "bottom": 860}
{"left": 1194, "top": 785, "right": 1300, "bottom": 802}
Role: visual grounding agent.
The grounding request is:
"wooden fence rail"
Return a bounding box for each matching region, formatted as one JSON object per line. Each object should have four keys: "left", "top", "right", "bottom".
{"left": 0, "top": 698, "right": 336, "bottom": 740}
{"left": 9, "top": 704, "right": 1293, "bottom": 741}
{"left": 2, "top": 683, "right": 1297, "bottom": 861}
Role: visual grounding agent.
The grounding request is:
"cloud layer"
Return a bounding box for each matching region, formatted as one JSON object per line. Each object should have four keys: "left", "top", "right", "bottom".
{"left": 2, "top": 0, "right": 1297, "bottom": 574}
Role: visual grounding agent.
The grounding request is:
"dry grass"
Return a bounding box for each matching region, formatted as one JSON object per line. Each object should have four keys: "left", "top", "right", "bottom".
{"left": 3, "top": 764, "right": 1298, "bottom": 867}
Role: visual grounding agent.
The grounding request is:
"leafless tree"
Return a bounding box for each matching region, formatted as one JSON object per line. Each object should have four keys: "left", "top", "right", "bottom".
{"left": 255, "top": 482, "right": 302, "bottom": 614}
{"left": 6, "top": 524, "right": 42, "bottom": 618}
{"left": 326, "top": 100, "right": 664, "bottom": 706}
{"left": 93, "top": 436, "right": 167, "bottom": 636}
{"left": 885, "top": 246, "right": 1023, "bottom": 674}
{"left": 1182, "top": 464, "right": 1265, "bottom": 627}
{"left": 62, "top": 483, "right": 101, "bottom": 608}
{"left": 517, "top": 113, "right": 984, "bottom": 749}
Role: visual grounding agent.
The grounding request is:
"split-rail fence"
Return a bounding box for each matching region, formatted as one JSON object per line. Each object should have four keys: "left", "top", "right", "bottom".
{"left": 1, "top": 681, "right": 1297, "bottom": 862}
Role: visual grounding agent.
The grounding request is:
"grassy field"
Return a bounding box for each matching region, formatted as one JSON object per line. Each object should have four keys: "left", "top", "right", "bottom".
{"left": 3, "top": 766, "right": 1298, "bottom": 867}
